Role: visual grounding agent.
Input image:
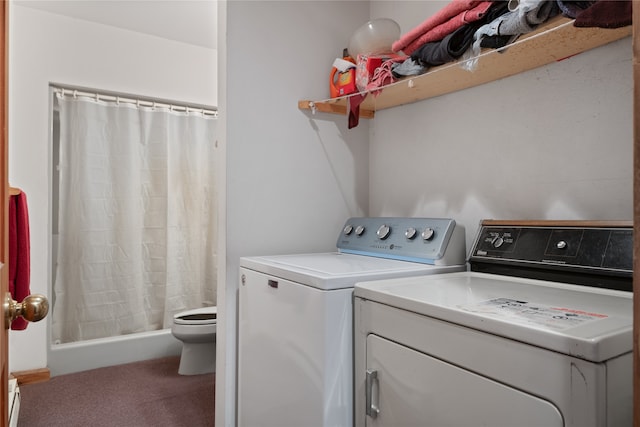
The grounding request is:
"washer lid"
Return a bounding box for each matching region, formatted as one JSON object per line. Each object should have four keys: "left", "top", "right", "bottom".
{"left": 240, "top": 252, "right": 466, "bottom": 290}
{"left": 354, "top": 272, "right": 632, "bottom": 362}
{"left": 174, "top": 306, "right": 217, "bottom": 325}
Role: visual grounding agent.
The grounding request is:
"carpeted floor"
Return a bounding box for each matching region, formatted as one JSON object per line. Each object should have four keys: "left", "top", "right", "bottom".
{"left": 18, "top": 356, "right": 215, "bottom": 426}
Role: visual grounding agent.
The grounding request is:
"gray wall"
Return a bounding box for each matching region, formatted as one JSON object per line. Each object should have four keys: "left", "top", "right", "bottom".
{"left": 369, "top": 1, "right": 632, "bottom": 250}
{"left": 219, "top": 1, "right": 370, "bottom": 424}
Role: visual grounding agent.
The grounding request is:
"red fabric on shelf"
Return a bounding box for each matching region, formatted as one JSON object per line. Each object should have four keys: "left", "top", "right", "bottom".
{"left": 9, "top": 192, "right": 31, "bottom": 330}
{"left": 392, "top": 0, "right": 482, "bottom": 53}
{"left": 348, "top": 93, "right": 368, "bottom": 129}
{"left": 574, "top": 0, "right": 631, "bottom": 29}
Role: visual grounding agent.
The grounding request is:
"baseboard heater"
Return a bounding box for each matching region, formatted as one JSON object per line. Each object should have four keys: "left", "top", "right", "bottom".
{"left": 9, "top": 378, "right": 20, "bottom": 427}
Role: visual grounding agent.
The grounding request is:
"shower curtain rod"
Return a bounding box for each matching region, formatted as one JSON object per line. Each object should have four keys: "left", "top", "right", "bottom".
{"left": 52, "top": 86, "right": 218, "bottom": 117}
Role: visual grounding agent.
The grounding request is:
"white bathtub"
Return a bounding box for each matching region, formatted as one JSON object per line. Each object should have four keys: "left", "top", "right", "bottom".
{"left": 49, "top": 233, "right": 184, "bottom": 376}
{"left": 48, "top": 328, "right": 182, "bottom": 376}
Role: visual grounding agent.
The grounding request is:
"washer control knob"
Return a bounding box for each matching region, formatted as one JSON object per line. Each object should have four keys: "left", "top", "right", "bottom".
{"left": 556, "top": 240, "right": 567, "bottom": 249}
{"left": 343, "top": 225, "right": 353, "bottom": 236}
{"left": 376, "top": 225, "right": 391, "bottom": 240}
{"left": 405, "top": 227, "right": 417, "bottom": 240}
{"left": 422, "top": 228, "right": 435, "bottom": 241}
{"left": 355, "top": 225, "right": 366, "bottom": 236}
{"left": 492, "top": 236, "right": 504, "bottom": 248}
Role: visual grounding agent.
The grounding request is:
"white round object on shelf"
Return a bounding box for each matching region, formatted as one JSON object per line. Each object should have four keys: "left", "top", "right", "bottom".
{"left": 348, "top": 18, "right": 401, "bottom": 58}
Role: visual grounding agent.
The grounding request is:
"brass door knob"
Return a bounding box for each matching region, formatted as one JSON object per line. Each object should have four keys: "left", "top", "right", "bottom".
{"left": 4, "top": 292, "right": 49, "bottom": 329}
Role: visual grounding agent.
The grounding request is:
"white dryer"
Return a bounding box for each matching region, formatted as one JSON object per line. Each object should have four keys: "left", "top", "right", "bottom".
{"left": 237, "top": 217, "right": 467, "bottom": 427}
{"left": 354, "top": 220, "right": 632, "bottom": 427}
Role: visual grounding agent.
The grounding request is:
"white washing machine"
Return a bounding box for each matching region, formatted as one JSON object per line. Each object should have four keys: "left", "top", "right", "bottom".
{"left": 354, "top": 220, "right": 633, "bottom": 427}
{"left": 237, "top": 217, "right": 467, "bottom": 427}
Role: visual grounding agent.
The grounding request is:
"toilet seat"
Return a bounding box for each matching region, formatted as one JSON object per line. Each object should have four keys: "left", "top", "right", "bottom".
{"left": 173, "top": 307, "right": 217, "bottom": 325}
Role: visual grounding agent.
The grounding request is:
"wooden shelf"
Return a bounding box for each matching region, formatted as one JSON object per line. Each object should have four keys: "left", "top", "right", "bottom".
{"left": 298, "top": 17, "right": 632, "bottom": 118}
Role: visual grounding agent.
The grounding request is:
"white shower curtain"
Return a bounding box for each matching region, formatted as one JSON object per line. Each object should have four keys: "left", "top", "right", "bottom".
{"left": 52, "top": 93, "right": 218, "bottom": 344}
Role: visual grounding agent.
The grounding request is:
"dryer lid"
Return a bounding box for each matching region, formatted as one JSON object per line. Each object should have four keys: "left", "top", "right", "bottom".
{"left": 354, "top": 272, "right": 632, "bottom": 362}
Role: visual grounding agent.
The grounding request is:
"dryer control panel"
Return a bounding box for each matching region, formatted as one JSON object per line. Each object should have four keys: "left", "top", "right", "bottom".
{"left": 336, "top": 217, "right": 466, "bottom": 266}
{"left": 469, "top": 220, "right": 632, "bottom": 291}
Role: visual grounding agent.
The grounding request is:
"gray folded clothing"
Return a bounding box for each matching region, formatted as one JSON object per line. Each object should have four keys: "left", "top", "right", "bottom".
{"left": 474, "top": 0, "right": 559, "bottom": 40}
{"left": 392, "top": 58, "right": 427, "bottom": 78}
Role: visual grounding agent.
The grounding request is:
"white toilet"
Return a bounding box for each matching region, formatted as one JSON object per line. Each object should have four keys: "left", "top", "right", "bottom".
{"left": 171, "top": 306, "right": 217, "bottom": 375}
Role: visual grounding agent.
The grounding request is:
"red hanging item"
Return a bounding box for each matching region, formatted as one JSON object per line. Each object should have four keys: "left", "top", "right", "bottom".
{"left": 9, "top": 191, "right": 31, "bottom": 330}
